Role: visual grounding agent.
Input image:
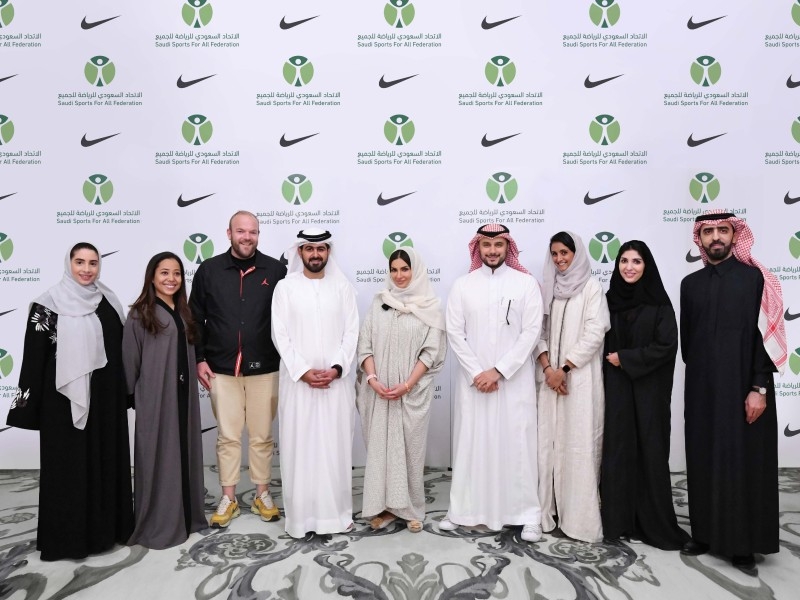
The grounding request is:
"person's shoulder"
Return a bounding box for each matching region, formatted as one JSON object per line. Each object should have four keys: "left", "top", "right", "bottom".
{"left": 195, "top": 251, "right": 229, "bottom": 272}
{"left": 255, "top": 251, "right": 287, "bottom": 274}
{"left": 584, "top": 277, "right": 603, "bottom": 293}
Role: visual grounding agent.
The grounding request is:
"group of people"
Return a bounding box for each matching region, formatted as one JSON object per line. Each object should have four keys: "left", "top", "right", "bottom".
{"left": 6, "top": 209, "right": 785, "bottom": 578}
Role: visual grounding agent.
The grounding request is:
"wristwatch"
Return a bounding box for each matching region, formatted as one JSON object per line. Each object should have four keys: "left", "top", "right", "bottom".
{"left": 751, "top": 385, "right": 767, "bottom": 395}
{"left": 561, "top": 364, "right": 571, "bottom": 374}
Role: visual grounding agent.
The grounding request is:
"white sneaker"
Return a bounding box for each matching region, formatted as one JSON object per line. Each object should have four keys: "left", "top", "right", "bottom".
{"left": 438, "top": 516, "right": 458, "bottom": 531}
{"left": 521, "top": 523, "right": 542, "bottom": 542}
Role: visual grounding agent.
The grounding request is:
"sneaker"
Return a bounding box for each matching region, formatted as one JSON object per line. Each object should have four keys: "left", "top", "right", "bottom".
{"left": 210, "top": 495, "right": 240, "bottom": 528}
{"left": 251, "top": 491, "right": 280, "bottom": 522}
{"left": 438, "top": 516, "right": 458, "bottom": 531}
{"left": 521, "top": 523, "right": 542, "bottom": 542}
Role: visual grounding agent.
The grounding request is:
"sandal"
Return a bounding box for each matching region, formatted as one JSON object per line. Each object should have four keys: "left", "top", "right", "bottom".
{"left": 369, "top": 511, "right": 397, "bottom": 530}
{"left": 407, "top": 520, "right": 423, "bottom": 533}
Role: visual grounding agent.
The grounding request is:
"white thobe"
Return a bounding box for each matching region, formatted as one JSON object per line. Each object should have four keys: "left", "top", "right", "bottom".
{"left": 445, "top": 263, "right": 542, "bottom": 530}
{"left": 271, "top": 272, "right": 359, "bottom": 538}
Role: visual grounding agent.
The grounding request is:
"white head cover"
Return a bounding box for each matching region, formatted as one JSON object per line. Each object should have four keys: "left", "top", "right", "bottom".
{"left": 34, "top": 248, "right": 125, "bottom": 429}
{"left": 379, "top": 247, "right": 445, "bottom": 330}
{"left": 541, "top": 231, "right": 592, "bottom": 315}
{"left": 285, "top": 228, "right": 351, "bottom": 287}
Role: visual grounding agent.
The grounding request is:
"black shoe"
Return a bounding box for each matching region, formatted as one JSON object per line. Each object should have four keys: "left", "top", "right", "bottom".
{"left": 680, "top": 539, "right": 709, "bottom": 556}
{"left": 732, "top": 554, "right": 758, "bottom": 577}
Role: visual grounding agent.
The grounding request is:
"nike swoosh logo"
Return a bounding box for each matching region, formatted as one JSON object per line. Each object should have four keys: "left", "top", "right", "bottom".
{"left": 279, "top": 15, "right": 319, "bottom": 30}
{"left": 785, "top": 309, "right": 800, "bottom": 321}
{"left": 101, "top": 251, "right": 118, "bottom": 258}
{"left": 785, "top": 192, "right": 800, "bottom": 205}
{"left": 0, "top": 74, "right": 17, "bottom": 84}
{"left": 788, "top": 76, "right": 800, "bottom": 89}
{"left": 0, "top": 309, "right": 16, "bottom": 317}
{"left": 0, "top": 193, "right": 16, "bottom": 201}
{"left": 177, "top": 74, "right": 216, "bottom": 89}
{"left": 279, "top": 133, "right": 319, "bottom": 147}
{"left": 481, "top": 16, "right": 521, "bottom": 30}
{"left": 81, "top": 15, "right": 121, "bottom": 30}
{"left": 202, "top": 425, "right": 218, "bottom": 434}
{"left": 481, "top": 133, "right": 521, "bottom": 147}
{"left": 379, "top": 74, "right": 418, "bottom": 89}
{"left": 583, "top": 190, "right": 624, "bottom": 205}
{"left": 687, "top": 132, "right": 726, "bottom": 147}
{"left": 81, "top": 133, "right": 120, "bottom": 148}
{"left": 687, "top": 15, "right": 726, "bottom": 30}
{"left": 686, "top": 250, "right": 702, "bottom": 263}
{"left": 584, "top": 74, "right": 624, "bottom": 88}
{"left": 377, "top": 191, "right": 416, "bottom": 206}
{"left": 177, "top": 193, "right": 215, "bottom": 207}
{"left": 785, "top": 424, "right": 800, "bottom": 437}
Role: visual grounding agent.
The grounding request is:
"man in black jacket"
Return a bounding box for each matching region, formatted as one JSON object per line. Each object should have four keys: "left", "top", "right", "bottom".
{"left": 190, "top": 210, "right": 287, "bottom": 527}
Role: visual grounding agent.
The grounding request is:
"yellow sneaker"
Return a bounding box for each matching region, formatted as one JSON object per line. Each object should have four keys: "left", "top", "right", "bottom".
{"left": 251, "top": 491, "right": 280, "bottom": 522}
{"left": 210, "top": 495, "right": 240, "bottom": 528}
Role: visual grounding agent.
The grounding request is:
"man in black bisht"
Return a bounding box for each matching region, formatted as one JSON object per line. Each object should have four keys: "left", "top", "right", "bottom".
{"left": 680, "top": 210, "right": 787, "bottom": 576}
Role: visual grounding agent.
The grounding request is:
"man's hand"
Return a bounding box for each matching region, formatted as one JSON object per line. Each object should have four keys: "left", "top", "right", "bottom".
{"left": 745, "top": 390, "right": 766, "bottom": 424}
{"left": 301, "top": 368, "right": 337, "bottom": 389}
{"left": 196, "top": 361, "right": 216, "bottom": 391}
{"left": 473, "top": 368, "right": 501, "bottom": 394}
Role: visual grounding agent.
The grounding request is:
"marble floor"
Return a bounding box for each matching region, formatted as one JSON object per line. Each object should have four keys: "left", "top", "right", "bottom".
{"left": 0, "top": 467, "right": 798, "bottom": 600}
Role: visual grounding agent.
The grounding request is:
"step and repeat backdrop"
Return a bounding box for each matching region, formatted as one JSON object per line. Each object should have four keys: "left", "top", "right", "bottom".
{"left": 1, "top": 1, "right": 799, "bottom": 468}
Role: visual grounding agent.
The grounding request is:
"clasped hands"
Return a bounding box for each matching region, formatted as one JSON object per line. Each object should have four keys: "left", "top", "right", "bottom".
{"left": 473, "top": 368, "right": 501, "bottom": 394}
{"left": 368, "top": 377, "right": 408, "bottom": 400}
{"left": 544, "top": 367, "right": 568, "bottom": 395}
{"left": 301, "top": 368, "right": 338, "bottom": 389}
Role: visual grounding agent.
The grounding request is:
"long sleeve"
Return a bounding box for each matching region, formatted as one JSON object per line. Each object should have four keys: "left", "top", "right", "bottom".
{"left": 330, "top": 284, "right": 359, "bottom": 378}
{"left": 418, "top": 327, "right": 447, "bottom": 373}
{"left": 188, "top": 263, "right": 207, "bottom": 362}
{"left": 121, "top": 315, "right": 143, "bottom": 399}
{"left": 617, "top": 305, "right": 678, "bottom": 380}
{"left": 270, "top": 280, "right": 312, "bottom": 382}
{"left": 495, "top": 277, "right": 542, "bottom": 379}
{"left": 564, "top": 279, "right": 610, "bottom": 369}
{"left": 446, "top": 278, "right": 483, "bottom": 382}
{"left": 356, "top": 299, "right": 378, "bottom": 372}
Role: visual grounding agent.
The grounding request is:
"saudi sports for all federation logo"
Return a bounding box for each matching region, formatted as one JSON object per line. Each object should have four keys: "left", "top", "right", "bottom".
{"left": 790, "top": 347, "right": 800, "bottom": 375}
{"left": 588, "top": 231, "right": 621, "bottom": 263}
{"left": 182, "top": 114, "right": 213, "bottom": 145}
{"left": 382, "top": 232, "right": 414, "bottom": 259}
{"left": 84, "top": 56, "right": 115, "bottom": 87}
{"left": 282, "top": 174, "right": 313, "bottom": 205}
{"left": 384, "top": 114, "right": 415, "bottom": 145}
{"left": 589, "top": 114, "right": 620, "bottom": 145}
{"left": 0, "top": 0, "right": 14, "bottom": 28}
{"left": 689, "top": 172, "right": 720, "bottom": 203}
{"left": 283, "top": 56, "right": 314, "bottom": 87}
{"left": 790, "top": 231, "right": 800, "bottom": 259}
{"left": 589, "top": 0, "right": 620, "bottom": 28}
{"left": 486, "top": 172, "right": 518, "bottom": 204}
{"left": 792, "top": 116, "right": 800, "bottom": 144}
{"left": 0, "top": 348, "right": 13, "bottom": 378}
{"left": 0, "top": 114, "right": 14, "bottom": 145}
{"left": 384, "top": 0, "right": 415, "bottom": 28}
{"left": 183, "top": 0, "right": 213, "bottom": 28}
{"left": 83, "top": 174, "right": 114, "bottom": 205}
{"left": 485, "top": 56, "right": 516, "bottom": 87}
{"left": 184, "top": 233, "right": 214, "bottom": 264}
{"left": 690, "top": 56, "right": 722, "bottom": 87}
{"left": 0, "top": 232, "right": 13, "bottom": 262}
{"left": 793, "top": 1, "right": 800, "bottom": 27}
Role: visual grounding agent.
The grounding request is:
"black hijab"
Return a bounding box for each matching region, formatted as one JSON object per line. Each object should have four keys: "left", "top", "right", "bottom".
{"left": 606, "top": 240, "right": 672, "bottom": 313}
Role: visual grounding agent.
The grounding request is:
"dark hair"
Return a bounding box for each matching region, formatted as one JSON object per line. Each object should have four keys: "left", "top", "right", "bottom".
{"left": 70, "top": 242, "right": 99, "bottom": 259}
{"left": 549, "top": 232, "right": 575, "bottom": 253}
{"left": 616, "top": 240, "right": 649, "bottom": 267}
{"left": 388, "top": 249, "right": 411, "bottom": 268}
{"left": 130, "top": 252, "right": 197, "bottom": 343}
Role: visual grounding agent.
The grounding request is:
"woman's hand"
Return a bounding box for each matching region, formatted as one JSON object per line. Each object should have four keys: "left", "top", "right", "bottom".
{"left": 544, "top": 367, "right": 568, "bottom": 395}
{"left": 606, "top": 352, "right": 620, "bottom": 367}
{"left": 368, "top": 377, "right": 392, "bottom": 399}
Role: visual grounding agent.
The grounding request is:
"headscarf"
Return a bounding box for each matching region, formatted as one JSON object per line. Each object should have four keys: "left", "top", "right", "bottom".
{"left": 285, "top": 228, "right": 352, "bottom": 289}
{"left": 468, "top": 223, "right": 529, "bottom": 274}
{"left": 606, "top": 240, "right": 672, "bottom": 313}
{"left": 379, "top": 247, "right": 445, "bottom": 330}
{"left": 34, "top": 248, "right": 125, "bottom": 429}
{"left": 541, "top": 231, "right": 592, "bottom": 315}
{"left": 693, "top": 210, "right": 787, "bottom": 374}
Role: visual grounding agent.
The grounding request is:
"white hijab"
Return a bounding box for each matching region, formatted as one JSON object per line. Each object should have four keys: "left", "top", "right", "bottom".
{"left": 379, "top": 247, "right": 445, "bottom": 330}
{"left": 541, "top": 231, "right": 592, "bottom": 315}
{"left": 34, "top": 248, "right": 125, "bottom": 429}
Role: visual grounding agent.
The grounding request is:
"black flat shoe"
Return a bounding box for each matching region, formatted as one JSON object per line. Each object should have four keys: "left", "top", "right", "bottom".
{"left": 732, "top": 554, "right": 758, "bottom": 577}
{"left": 680, "top": 539, "right": 709, "bottom": 556}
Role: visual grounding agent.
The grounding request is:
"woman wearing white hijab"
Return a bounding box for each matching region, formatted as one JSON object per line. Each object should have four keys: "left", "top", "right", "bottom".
{"left": 6, "top": 242, "right": 133, "bottom": 561}
{"left": 356, "top": 247, "right": 446, "bottom": 533}
{"left": 535, "top": 232, "right": 610, "bottom": 543}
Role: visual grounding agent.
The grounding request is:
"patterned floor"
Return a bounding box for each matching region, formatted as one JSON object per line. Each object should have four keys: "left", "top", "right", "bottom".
{"left": 1, "top": 467, "right": 799, "bottom": 599}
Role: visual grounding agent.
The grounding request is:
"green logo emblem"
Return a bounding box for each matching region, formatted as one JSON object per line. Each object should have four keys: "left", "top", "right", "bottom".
{"left": 792, "top": 116, "right": 800, "bottom": 144}
{"left": 84, "top": 56, "right": 116, "bottom": 87}
{"left": 384, "top": 114, "right": 415, "bottom": 145}
{"left": 0, "top": 114, "right": 14, "bottom": 145}
{"left": 793, "top": 1, "right": 800, "bottom": 27}
{"left": 588, "top": 231, "right": 621, "bottom": 263}
{"left": 182, "top": 114, "right": 213, "bottom": 145}
{"left": 790, "top": 347, "right": 800, "bottom": 375}
{"left": 690, "top": 56, "right": 722, "bottom": 87}
{"left": 790, "top": 231, "right": 800, "bottom": 259}
{"left": 485, "top": 56, "right": 516, "bottom": 87}
{"left": 384, "top": 0, "right": 415, "bottom": 28}
{"left": 0, "top": 0, "right": 14, "bottom": 28}
{"left": 282, "top": 174, "right": 313, "bottom": 205}
{"left": 283, "top": 56, "right": 314, "bottom": 87}
{"left": 183, "top": 0, "right": 213, "bottom": 28}
{"left": 382, "top": 231, "right": 414, "bottom": 259}
{"left": 0, "top": 348, "right": 12, "bottom": 379}
{"left": 689, "top": 172, "right": 720, "bottom": 203}
{"left": 83, "top": 174, "right": 114, "bottom": 205}
{"left": 486, "top": 172, "right": 518, "bottom": 204}
{"left": 184, "top": 233, "right": 214, "bottom": 264}
{"left": 589, "top": 0, "right": 620, "bottom": 28}
{"left": 589, "top": 114, "right": 621, "bottom": 145}
{"left": 0, "top": 232, "right": 13, "bottom": 262}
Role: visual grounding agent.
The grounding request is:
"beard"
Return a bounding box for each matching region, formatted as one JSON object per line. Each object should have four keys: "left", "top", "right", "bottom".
{"left": 703, "top": 240, "right": 732, "bottom": 262}
{"left": 303, "top": 256, "right": 327, "bottom": 273}
{"left": 481, "top": 254, "right": 506, "bottom": 269}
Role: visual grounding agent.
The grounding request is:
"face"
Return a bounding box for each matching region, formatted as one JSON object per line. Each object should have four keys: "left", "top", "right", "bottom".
{"left": 299, "top": 243, "right": 329, "bottom": 273}
{"left": 550, "top": 242, "right": 575, "bottom": 272}
{"left": 479, "top": 238, "right": 508, "bottom": 269}
{"left": 390, "top": 258, "right": 412, "bottom": 289}
{"left": 152, "top": 258, "right": 182, "bottom": 302}
{"left": 70, "top": 248, "right": 100, "bottom": 286}
{"left": 699, "top": 222, "right": 736, "bottom": 263}
{"left": 618, "top": 250, "right": 645, "bottom": 284}
{"left": 227, "top": 214, "right": 259, "bottom": 259}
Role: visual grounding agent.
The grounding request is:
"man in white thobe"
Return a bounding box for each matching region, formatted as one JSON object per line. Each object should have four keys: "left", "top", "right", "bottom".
{"left": 441, "top": 223, "right": 543, "bottom": 542}
{"left": 271, "top": 229, "right": 359, "bottom": 538}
